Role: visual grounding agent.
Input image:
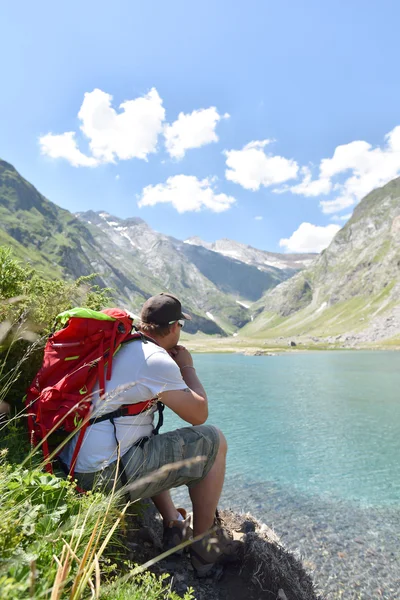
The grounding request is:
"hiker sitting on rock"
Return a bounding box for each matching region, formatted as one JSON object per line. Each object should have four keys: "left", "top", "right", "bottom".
{"left": 59, "top": 293, "right": 240, "bottom": 576}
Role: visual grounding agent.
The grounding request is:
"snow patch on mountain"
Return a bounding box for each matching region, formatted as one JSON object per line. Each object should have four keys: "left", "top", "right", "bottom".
{"left": 294, "top": 259, "right": 314, "bottom": 267}
{"left": 236, "top": 300, "right": 250, "bottom": 309}
{"left": 184, "top": 236, "right": 316, "bottom": 272}
{"left": 315, "top": 301, "right": 328, "bottom": 314}
{"left": 120, "top": 231, "right": 142, "bottom": 249}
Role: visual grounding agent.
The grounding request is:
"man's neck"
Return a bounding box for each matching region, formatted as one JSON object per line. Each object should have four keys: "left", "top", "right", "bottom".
{"left": 140, "top": 330, "right": 170, "bottom": 351}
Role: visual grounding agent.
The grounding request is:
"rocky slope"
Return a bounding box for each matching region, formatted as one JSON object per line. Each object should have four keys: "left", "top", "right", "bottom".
{"left": 76, "top": 210, "right": 290, "bottom": 310}
{"left": 0, "top": 158, "right": 306, "bottom": 335}
{"left": 242, "top": 177, "right": 400, "bottom": 345}
{"left": 0, "top": 159, "right": 173, "bottom": 315}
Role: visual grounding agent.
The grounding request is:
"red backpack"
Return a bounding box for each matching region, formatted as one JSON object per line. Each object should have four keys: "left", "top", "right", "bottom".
{"left": 26, "top": 307, "right": 158, "bottom": 479}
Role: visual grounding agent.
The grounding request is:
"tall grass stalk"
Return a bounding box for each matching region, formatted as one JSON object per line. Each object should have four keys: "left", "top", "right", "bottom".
{"left": 1, "top": 427, "right": 199, "bottom": 599}
{"left": 0, "top": 266, "right": 198, "bottom": 599}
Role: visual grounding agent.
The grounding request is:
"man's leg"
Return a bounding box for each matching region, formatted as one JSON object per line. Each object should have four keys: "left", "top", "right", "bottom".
{"left": 122, "top": 424, "right": 224, "bottom": 532}
{"left": 189, "top": 428, "right": 227, "bottom": 536}
{"left": 152, "top": 489, "right": 181, "bottom": 522}
{"left": 152, "top": 489, "right": 192, "bottom": 552}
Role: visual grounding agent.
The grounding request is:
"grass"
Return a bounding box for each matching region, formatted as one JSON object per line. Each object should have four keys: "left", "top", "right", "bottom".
{"left": 0, "top": 417, "right": 196, "bottom": 600}
{"left": 372, "top": 239, "right": 391, "bottom": 264}
{"left": 0, "top": 227, "right": 61, "bottom": 280}
{"left": 0, "top": 302, "right": 196, "bottom": 600}
{"left": 100, "top": 572, "right": 194, "bottom": 600}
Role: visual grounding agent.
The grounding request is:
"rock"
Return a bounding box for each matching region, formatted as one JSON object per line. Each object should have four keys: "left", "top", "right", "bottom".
{"left": 242, "top": 350, "right": 276, "bottom": 356}
{"left": 240, "top": 520, "right": 256, "bottom": 534}
{"left": 127, "top": 508, "right": 320, "bottom": 600}
{"left": 136, "top": 526, "right": 155, "bottom": 544}
{"left": 289, "top": 341, "right": 297, "bottom": 347}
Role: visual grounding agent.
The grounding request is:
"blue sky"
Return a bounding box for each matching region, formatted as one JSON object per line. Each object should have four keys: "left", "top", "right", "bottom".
{"left": 1, "top": 0, "right": 400, "bottom": 253}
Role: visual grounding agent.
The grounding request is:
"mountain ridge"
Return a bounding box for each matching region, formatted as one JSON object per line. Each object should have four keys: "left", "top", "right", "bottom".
{"left": 76, "top": 209, "right": 299, "bottom": 304}
{"left": 184, "top": 236, "right": 316, "bottom": 272}
{"left": 0, "top": 158, "right": 309, "bottom": 335}
{"left": 242, "top": 177, "right": 400, "bottom": 345}
{"left": 1, "top": 158, "right": 399, "bottom": 344}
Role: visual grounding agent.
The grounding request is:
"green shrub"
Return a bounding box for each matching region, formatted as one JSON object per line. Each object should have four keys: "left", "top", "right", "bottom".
{"left": 101, "top": 571, "right": 195, "bottom": 600}
{"left": 0, "top": 447, "right": 196, "bottom": 600}
{"left": 0, "top": 246, "right": 113, "bottom": 412}
{"left": 0, "top": 246, "right": 193, "bottom": 599}
{"left": 0, "top": 450, "right": 118, "bottom": 599}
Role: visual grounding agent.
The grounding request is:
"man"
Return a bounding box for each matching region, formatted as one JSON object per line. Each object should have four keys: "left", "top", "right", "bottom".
{"left": 60, "top": 293, "right": 239, "bottom": 576}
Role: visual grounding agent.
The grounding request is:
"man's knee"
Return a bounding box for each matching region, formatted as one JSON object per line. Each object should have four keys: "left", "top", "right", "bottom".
{"left": 214, "top": 427, "right": 227, "bottom": 456}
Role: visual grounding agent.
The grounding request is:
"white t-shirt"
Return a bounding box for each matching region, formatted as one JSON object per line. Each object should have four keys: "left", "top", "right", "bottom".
{"left": 59, "top": 339, "right": 187, "bottom": 473}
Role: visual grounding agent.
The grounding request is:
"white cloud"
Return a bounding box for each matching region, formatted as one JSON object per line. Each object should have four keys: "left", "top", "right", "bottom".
{"left": 39, "top": 132, "right": 98, "bottom": 167}
{"left": 39, "top": 88, "right": 165, "bottom": 166}
{"left": 279, "top": 222, "right": 341, "bottom": 253}
{"left": 320, "top": 195, "right": 355, "bottom": 214}
{"left": 286, "top": 166, "right": 332, "bottom": 196}
{"left": 331, "top": 212, "right": 352, "bottom": 222}
{"left": 115, "top": 174, "right": 120, "bottom": 180}
{"left": 78, "top": 88, "right": 165, "bottom": 162}
{"left": 138, "top": 175, "right": 236, "bottom": 213}
{"left": 283, "top": 125, "right": 400, "bottom": 214}
{"left": 254, "top": 215, "right": 263, "bottom": 220}
{"left": 164, "top": 107, "right": 229, "bottom": 159}
{"left": 224, "top": 140, "right": 299, "bottom": 190}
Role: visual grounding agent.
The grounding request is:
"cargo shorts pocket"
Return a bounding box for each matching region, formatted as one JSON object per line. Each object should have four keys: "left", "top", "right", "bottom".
{"left": 125, "top": 425, "right": 220, "bottom": 500}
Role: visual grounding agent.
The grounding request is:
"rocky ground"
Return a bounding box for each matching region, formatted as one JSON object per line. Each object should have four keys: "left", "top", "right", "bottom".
{"left": 125, "top": 505, "right": 321, "bottom": 600}
{"left": 167, "top": 477, "right": 400, "bottom": 600}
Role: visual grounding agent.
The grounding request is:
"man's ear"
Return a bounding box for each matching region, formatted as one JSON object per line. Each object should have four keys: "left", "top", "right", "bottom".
{"left": 171, "top": 321, "right": 180, "bottom": 333}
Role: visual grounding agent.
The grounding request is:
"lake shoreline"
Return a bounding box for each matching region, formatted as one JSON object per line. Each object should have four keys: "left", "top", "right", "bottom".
{"left": 182, "top": 332, "right": 400, "bottom": 354}
{"left": 184, "top": 341, "right": 400, "bottom": 354}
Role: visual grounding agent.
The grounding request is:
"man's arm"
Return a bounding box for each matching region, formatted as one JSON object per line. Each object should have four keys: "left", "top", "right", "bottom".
{"left": 158, "top": 346, "right": 208, "bottom": 426}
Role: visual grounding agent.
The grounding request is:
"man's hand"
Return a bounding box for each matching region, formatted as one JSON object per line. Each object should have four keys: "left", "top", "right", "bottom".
{"left": 161, "top": 346, "right": 208, "bottom": 425}
{"left": 169, "top": 345, "right": 194, "bottom": 370}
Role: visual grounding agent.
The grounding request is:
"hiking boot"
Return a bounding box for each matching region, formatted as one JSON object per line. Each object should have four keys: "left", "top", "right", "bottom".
{"left": 190, "top": 523, "right": 243, "bottom": 577}
{"left": 162, "top": 508, "right": 192, "bottom": 553}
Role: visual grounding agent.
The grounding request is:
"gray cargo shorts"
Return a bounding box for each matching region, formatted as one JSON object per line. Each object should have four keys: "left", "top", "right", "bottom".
{"left": 74, "top": 424, "right": 220, "bottom": 500}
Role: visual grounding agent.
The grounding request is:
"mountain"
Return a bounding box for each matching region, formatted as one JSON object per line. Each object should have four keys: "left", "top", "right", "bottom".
{"left": 242, "top": 178, "right": 400, "bottom": 345}
{"left": 0, "top": 158, "right": 168, "bottom": 302}
{"left": 77, "top": 210, "right": 298, "bottom": 305}
{"left": 0, "top": 159, "right": 308, "bottom": 335}
{"left": 184, "top": 237, "right": 316, "bottom": 273}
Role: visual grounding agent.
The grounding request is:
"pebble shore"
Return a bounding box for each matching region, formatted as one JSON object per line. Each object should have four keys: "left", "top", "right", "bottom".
{"left": 172, "top": 476, "right": 400, "bottom": 600}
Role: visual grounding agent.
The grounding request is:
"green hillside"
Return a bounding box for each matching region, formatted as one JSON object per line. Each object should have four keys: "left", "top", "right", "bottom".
{"left": 241, "top": 178, "right": 400, "bottom": 345}
{"left": 0, "top": 159, "right": 278, "bottom": 335}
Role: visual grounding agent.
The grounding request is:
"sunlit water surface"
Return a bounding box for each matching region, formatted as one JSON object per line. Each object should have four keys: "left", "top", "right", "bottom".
{"left": 165, "top": 352, "right": 400, "bottom": 599}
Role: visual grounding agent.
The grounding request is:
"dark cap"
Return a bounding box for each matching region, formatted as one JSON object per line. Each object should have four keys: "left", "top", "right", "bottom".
{"left": 140, "top": 293, "right": 191, "bottom": 325}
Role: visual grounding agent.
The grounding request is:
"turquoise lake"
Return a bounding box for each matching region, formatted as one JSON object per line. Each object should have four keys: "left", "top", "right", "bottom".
{"left": 165, "top": 351, "right": 400, "bottom": 598}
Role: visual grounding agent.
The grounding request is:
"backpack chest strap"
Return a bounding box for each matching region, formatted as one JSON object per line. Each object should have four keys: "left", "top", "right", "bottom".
{"left": 88, "top": 399, "right": 155, "bottom": 425}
